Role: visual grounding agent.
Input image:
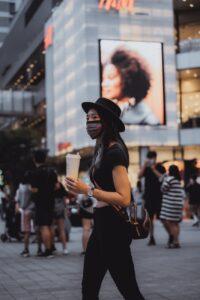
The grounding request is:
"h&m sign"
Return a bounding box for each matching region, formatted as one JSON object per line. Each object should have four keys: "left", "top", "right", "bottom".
{"left": 98, "top": 0, "right": 134, "bottom": 13}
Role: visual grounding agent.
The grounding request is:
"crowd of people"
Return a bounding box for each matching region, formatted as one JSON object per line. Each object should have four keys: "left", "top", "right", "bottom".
{"left": 0, "top": 150, "right": 200, "bottom": 258}
{"left": 0, "top": 149, "right": 96, "bottom": 258}
{"left": 0, "top": 150, "right": 199, "bottom": 255}
{"left": 137, "top": 150, "right": 200, "bottom": 249}
{"left": 1, "top": 150, "right": 70, "bottom": 257}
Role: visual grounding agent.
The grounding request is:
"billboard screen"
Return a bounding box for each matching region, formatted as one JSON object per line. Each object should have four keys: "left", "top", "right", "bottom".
{"left": 99, "top": 39, "right": 165, "bottom": 126}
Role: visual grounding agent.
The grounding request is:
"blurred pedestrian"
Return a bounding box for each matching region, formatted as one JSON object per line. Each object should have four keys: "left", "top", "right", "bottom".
{"left": 31, "top": 150, "right": 57, "bottom": 258}
{"left": 0, "top": 187, "right": 6, "bottom": 220}
{"left": 77, "top": 192, "right": 95, "bottom": 255}
{"left": 139, "top": 151, "right": 163, "bottom": 246}
{"left": 76, "top": 172, "right": 95, "bottom": 255}
{"left": 132, "top": 180, "right": 143, "bottom": 206}
{"left": 15, "top": 172, "right": 39, "bottom": 257}
{"left": 4, "top": 184, "right": 12, "bottom": 199}
{"left": 66, "top": 98, "right": 145, "bottom": 300}
{"left": 52, "top": 181, "right": 69, "bottom": 255}
{"left": 186, "top": 175, "right": 200, "bottom": 227}
{"left": 160, "top": 165, "right": 184, "bottom": 248}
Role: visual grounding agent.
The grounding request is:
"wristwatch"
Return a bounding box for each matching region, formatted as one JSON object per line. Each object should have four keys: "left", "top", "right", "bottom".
{"left": 87, "top": 186, "right": 95, "bottom": 198}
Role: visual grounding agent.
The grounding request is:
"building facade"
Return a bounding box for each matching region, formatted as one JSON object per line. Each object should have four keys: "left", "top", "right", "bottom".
{"left": 45, "top": 0, "right": 178, "bottom": 182}
{"left": 174, "top": 0, "right": 200, "bottom": 177}
{"left": 0, "top": 0, "right": 199, "bottom": 183}
{"left": 0, "top": 0, "right": 62, "bottom": 132}
{"left": 0, "top": 0, "right": 23, "bottom": 48}
{"left": 175, "top": 1, "right": 200, "bottom": 147}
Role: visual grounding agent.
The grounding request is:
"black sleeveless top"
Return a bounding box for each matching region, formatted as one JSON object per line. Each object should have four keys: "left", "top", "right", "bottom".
{"left": 91, "top": 144, "right": 128, "bottom": 192}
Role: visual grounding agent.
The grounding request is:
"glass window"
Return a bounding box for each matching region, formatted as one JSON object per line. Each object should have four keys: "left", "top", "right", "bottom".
{"left": 9, "top": 2, "right": 15, "bottom": 15}
{"left": 0, "top": 2, "right": 9, "bottom": 12}
{"left": 176, "top": 10, "right": 200, "bottom": 53}
{"left": 0, "top": 17, "right": 10, "bottom": 27}
{"left": 179, "top": 68, "right": 200, "bottom": 128}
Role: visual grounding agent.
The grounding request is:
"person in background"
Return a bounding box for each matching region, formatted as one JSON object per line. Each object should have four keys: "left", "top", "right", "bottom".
{"left": 132, "top": 180, "right": 143, "bottom": 206}
{"left": 15, "top": 171, "right": 40, "bottom": 257}
{"left": 139, "top": 151, "right": 163, "bottom": 246}
{"left": 186, "top": 175, "right": 200, "bottom": 227}
{"left": 77, "top": 194, "right": 95, "bottom": 255}
{"left": 52, "top": 181, "right": 69, "bottom": 255}
{"left": 3, "top": 184, "right": 12, "bottom": 217}
{"left": 31, "top": 150, "right": 57, "bottom": 258}
{"left": 160, "top": 165, "right": 184, "bottom": 248}
{"left": 76, "top": 173, "right": 95, "bottom": 255}
{"left": 0, "top": 187, "right": 6, "bottom": 220}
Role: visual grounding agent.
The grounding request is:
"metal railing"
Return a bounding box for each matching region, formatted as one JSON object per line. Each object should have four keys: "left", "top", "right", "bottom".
{"left": 179, "top": 38, "right": 200, "bottom": 53}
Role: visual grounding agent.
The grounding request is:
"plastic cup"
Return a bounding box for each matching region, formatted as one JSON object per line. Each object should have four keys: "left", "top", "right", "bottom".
{"left": 66, "top": 153, "right": 81, "bottom": 179}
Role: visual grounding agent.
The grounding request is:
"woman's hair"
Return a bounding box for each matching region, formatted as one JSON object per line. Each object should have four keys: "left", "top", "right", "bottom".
{"left": 21, "top": 171, "right": 32, "bottom": 185}
{"left": 33, "top": 149, "right": 47, "bottom": 164}
{"left": 147, "top": 150, "right": 157, "bottom": 159}
{"left": 156, "top": 163, "right": 166, "bottom": 175}
{"left": 169, "top": 165, "right": 181, "bottom": 181}
{"left": 91, "top": 110, "right": 129, "bottom": 173}
{"left": 110, "top": 47, "right": 151, "bottom": 103}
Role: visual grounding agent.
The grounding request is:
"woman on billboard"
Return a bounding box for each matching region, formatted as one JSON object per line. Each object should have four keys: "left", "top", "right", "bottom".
{"left": 102, "top": 47, "right": 160, "bottom": 125}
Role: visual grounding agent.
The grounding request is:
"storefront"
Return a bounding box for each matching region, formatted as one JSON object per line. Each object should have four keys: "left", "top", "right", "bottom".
{"left": 45, "top": 0, "right": 180, "bottom": 183}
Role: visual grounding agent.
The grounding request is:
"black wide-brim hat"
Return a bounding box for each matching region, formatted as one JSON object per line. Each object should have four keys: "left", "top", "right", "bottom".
{"left": 82, "top": 97, "right": 125, "bottom": 132}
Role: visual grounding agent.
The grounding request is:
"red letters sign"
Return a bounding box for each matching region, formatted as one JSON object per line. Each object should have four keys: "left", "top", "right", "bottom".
{"left": 44, "top": 25, "right": 53, "bottom": 50}
{"left": 58, "top": 142, "right": 72, "bottom": 153}
{"left": 98, "top": 0, "right": 134, "bottom": 13}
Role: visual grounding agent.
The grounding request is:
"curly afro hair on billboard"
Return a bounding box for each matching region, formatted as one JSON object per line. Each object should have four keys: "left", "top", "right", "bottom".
{"left": 110, "top": 47, "right": 151, "bottom": 103}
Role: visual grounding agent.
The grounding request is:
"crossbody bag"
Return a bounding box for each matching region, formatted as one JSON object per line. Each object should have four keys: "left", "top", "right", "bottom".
{"left": 92, "top": 177, "right": 150, "bottom": 240}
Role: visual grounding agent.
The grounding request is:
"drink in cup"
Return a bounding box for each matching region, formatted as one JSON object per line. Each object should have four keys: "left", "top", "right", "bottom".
{"left": 66, "top": 153, "right": 81, "bottom": 179}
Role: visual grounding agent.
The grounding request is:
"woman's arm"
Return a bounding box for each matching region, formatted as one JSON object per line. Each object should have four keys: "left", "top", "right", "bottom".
{"left": 15, "top": 202, "right": 20, "bottom": 213}
{"left": 161, "top": 177, "right": 170, "bottom": 193}
{"left": 150, "top": 165, "right": 162, "bottom": 178}
{"left": 65, "top": 166, "right": 131, "bottom": 208}
{"left": 29, "top": 187, "right": 38, "bottom": 193}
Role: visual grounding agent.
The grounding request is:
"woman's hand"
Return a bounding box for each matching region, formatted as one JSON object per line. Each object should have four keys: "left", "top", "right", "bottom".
{"left": 150, "top": 164, "right": 156, "bottom": 171}
{"left": 30, "top": 187, "right": 38, "bottom": 193}
{"left": 65, "top": 177, "right": 89, "bottom": 195}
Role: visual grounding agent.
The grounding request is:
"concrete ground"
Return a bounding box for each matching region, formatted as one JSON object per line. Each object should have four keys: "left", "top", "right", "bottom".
{"left": 0, "top": 220, "right": 199, "bottom": 300}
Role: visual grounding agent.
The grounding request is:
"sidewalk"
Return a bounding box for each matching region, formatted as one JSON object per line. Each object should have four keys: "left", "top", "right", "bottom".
{"left": 0, "top": 220, "right": 199, "bottom": 300}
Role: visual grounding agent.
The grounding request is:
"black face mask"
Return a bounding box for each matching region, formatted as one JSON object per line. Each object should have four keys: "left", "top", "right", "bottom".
{"left": 86, "top": 120, "right": 103, "bottom": 139}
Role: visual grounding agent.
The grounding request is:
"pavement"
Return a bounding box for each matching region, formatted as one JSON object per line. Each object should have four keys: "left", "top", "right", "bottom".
{"left": 0, "top": 220, "right": 199, "bottom": 300}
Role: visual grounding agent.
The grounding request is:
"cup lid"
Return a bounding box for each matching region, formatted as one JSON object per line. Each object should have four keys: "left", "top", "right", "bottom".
{"left": 66, "top": 153, "right": 81, "bottom": 158}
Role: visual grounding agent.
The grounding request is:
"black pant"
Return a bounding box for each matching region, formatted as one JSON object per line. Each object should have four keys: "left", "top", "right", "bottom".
{"left": 82, "top": 206, "right": 145, "bottom": 300}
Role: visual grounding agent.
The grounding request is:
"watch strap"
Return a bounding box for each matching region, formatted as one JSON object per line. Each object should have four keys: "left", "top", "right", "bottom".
{"left": 88, "top": 186, "right": 95, "bottom": 197}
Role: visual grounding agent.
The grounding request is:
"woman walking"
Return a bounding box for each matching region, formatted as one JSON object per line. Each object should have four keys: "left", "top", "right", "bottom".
{"left": 160, "top": 165, "right": 184, "bottom": 248}
{"left": 66, "top": 97, "right": 145, "bottom": 300}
